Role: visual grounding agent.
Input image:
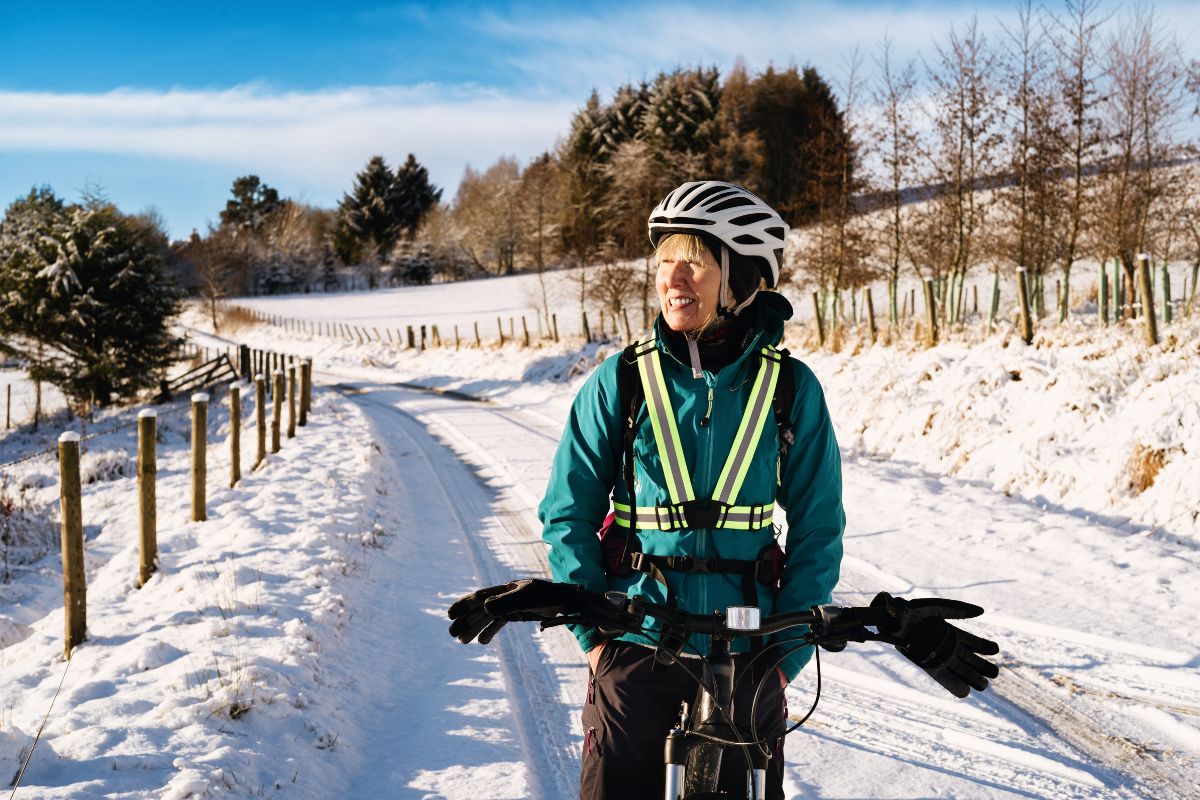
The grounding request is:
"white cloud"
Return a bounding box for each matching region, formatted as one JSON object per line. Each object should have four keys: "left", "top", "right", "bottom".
{"left": 0, "top": 84, "right": 576, "bottom": 195}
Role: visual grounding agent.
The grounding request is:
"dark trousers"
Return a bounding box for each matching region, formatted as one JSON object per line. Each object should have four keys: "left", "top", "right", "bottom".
{"left": 579, "top": 641, "right": 787, "bottom": 800}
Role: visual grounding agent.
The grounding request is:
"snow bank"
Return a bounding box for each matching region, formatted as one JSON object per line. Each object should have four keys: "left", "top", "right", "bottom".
{"left": 0, "top": 386, "right": 390, "bottom": 797}
{"left": 801, "top": 317, "right": 1200, "bottom": 540}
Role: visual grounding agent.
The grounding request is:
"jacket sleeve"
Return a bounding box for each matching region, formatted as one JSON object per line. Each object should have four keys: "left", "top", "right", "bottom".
{"left": 538, "top": 356, "right": 622, "bottom": 654}
{"left": 772, "top": 359, "right": 845, "bottom": 681}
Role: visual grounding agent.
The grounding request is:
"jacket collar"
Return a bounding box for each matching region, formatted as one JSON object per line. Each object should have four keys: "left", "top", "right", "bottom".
{"left": 652, "top": 292, "right": 793, "bottom": 378}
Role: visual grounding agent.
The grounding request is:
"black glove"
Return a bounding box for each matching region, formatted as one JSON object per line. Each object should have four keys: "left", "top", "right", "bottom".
{"left": 870, "top": 592, "right": 1000, "bottom": 698}
{"left": 448, "top": 579, "right": 589, "bottom": 644}
{"left": 447, "top": 583, "right": 514, "bottom": 644}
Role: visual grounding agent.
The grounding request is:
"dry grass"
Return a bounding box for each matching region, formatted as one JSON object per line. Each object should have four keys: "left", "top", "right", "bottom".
{"left": 1127, "top": 443, "right": 1169, "bottom": 494}
{"left": 219, "top": 305, "right": 261, "bottom": 334}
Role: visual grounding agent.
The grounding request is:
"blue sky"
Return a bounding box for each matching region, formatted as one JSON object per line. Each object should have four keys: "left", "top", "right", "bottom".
{"left": 2, "top": 1, "right": 1197, "bottom": 238}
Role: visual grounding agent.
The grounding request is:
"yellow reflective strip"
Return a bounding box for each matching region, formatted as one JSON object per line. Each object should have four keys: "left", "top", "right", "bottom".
{"left": 713, "top": 356, "right": 769, "bottom": 498}
{"left": 650, "top": 350, "right": 696, "bottom": 501}
{"left": 640, "top": 349, "right": 695, "bottom": 503}
{"left": 725, "top": 359, "right": 779, "bottom": 503}
{"left": 636, "top": 354, "right": 680, "bottom": 501}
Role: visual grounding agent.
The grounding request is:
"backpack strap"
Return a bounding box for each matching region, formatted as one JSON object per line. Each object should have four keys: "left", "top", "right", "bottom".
{"left": 615, "top": 341, "right": 651, "bottom": 576}
{"left": 771, "top": 348, "right": 795, "bottom": 467}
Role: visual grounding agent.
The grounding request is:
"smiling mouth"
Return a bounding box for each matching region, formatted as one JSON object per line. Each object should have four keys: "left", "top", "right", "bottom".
{"left": 668, "top": 297, "right": 696, "bottom": 308}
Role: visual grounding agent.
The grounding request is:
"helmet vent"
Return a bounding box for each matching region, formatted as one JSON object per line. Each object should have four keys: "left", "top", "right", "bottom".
{"left": 672, "top": 181, "right": 705, "bottom": 206}
{"left": 729, "top": 212, "right": 773, "bottom": 226}
{"left": 681, "top": 184, "right": 728, "bottom": 209}
{"left": 708, "top": 196, "right": 755, "bottom": 212}
{"left": 765, "top": 226, "right": 787, "bottom": 240}
{"left": 732, "top": 233, "right": 763, "bottom": 245}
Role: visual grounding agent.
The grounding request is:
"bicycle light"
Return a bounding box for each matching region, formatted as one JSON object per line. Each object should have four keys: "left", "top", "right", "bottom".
{"left": 725, "top": 606, "right": 761, "bottom": 631}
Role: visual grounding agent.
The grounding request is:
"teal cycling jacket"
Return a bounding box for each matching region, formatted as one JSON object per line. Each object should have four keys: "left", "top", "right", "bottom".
{"left": 538, "top": 293, "right": 844, "bottom": 680}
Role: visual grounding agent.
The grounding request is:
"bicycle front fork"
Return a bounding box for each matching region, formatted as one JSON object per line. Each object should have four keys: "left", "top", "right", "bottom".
{"left": 662, "top": 639, "right": 768, "bottom": 800}
{"left": 664, "top": 727, "right": 767, "bottom": 800}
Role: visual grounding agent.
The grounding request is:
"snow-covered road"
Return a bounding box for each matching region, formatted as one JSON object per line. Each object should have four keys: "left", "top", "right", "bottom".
{"left": 323, "top": 369, "right": 1200, "bottom": 799}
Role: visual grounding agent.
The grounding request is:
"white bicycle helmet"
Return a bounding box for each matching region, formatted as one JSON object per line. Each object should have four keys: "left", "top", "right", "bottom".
{"left": 648, "top": 180, "right": 788, "bottom": 316}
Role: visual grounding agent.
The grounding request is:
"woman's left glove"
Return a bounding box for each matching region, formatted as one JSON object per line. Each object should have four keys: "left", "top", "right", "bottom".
{"left": 870, "top": 592, "right": 1000, "bottom": 698}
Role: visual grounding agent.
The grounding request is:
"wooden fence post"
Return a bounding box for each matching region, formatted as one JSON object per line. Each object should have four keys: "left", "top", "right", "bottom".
{"left": 287, "top": 365, "right": 297, "bottom": 439}
{"left": 923, "top": 278, "right": 939, "bottom": 347}
{"left": 300, "top": 359, "right": 312, "bottom": 426}
{"left": 138, "top": 409, "right": 157, "bottom": 586}
{"left": 1016, "top": 268, "right": 1034, "bottom": 345}
{"left": 255, "top": 374, "right": 267, "bottom": 468}
{"left": 811, "top": 292, "right": 825, "bottom": 347}
{"left": 407, "top": 326, "right": 416, "bottom": 349}
{"left": 582, "top": 311, "right": 592, "bottom": 343}
{"left": 865, "top": 288, "right": 877, "bottom": 344}
{"left": 497, "top": 317, "right": 505, "bottom": 346}
{"left": 1098, "top": 262, "right": 1109, "bottom": 326}
{"left": 454, "top": 324, "right": 460, "bottom": 350}
{"left": 622, "top": 308, "right": 632, "bottom": 342}
{"left": 58, "top": 431, "right": 85, "bottom": 658}
{"left": 473, "top": 321, "right": 481, "bottom": 348}
{"left": 272, "top": 371, "right": 284, "bottom": 453}
{"left": 1137, "top": 254, "right": 1158, "bottom": 345}
{"left": 229, "top": 384, "right": 242, "bottom": 487}
{"left": 191, "top": 393, "right": 208, "bottom": 522}
{"left": 522, "top": 316, "right": 530, "bottom": 347}
{"left": 1160, "top": 262, "right": 1172, "bottom": 325}
{"left": 552, "top": 313, "right": 560, "bottom": 343}
{"left": 420, "top": 325, "right": 427, "bottom": 350}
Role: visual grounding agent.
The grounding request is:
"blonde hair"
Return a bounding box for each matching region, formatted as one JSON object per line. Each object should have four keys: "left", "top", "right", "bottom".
{"left": 654, "top": 233, "right": 717, "bottom": 268}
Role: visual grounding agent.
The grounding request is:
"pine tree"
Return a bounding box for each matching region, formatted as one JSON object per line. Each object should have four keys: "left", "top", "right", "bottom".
{"left": 391, "top": 153, "right": 442, "bottom": 240}
{"left": 642, "top": 67, "right": 721, "bottom": 179}
{"left": 219, "top": 175, "right": 282, "bottom": 233}
{"left": 339, "top": 156, "right": 399, "bottom": 254}
{"left": 0, "top": 189, "right": 182, "bottom": 408}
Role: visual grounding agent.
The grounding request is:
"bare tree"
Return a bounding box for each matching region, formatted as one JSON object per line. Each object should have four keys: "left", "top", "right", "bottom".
{"left": 921, "top": 16, "right": 1002, "bottom": 326}
{"left": 1046, "top": 0, "right": 1109, "bottom": 320}
{"left": 871, "top": 33, "right": 920, "bottom": 327}
{"left": 601, "top": 140, "right": 672, "bottom": 327}
{"left": 519, "top": 153, "right": 565, "bottom": 328}
{"left": 1094, "top": 5, "right": 1187, "bottom": 318}
{"left": 997, "top": 0, "right": 1068, "bottom": 318}
{"left": 806, "top": 49, "right": 873, "bottom": 339}
{"left": 453, "top": 158, "right": 522, "bottom": 275}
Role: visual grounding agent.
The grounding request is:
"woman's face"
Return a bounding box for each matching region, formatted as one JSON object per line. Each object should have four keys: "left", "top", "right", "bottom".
{"left": 656, "top": 252, "right": 722, "bottom": 333}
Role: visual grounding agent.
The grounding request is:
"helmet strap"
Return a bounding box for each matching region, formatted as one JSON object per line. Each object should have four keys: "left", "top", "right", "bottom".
{"left": 717, "top": 245, "right": 735, "bottom": 319}
{"left": 716, "top": 244, "right": 758, "bottom": 318}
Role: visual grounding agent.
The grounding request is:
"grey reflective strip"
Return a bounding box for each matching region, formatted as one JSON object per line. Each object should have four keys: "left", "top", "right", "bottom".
{"left": 713, "top": 354, "right": 779, "bottom": 504}
{"left": 639, "top": 349, "right": 695, "bottom": 503}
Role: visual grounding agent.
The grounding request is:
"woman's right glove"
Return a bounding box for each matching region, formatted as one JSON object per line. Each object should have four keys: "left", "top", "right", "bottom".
{"left": 870, "top": 592, "right": 1000, "bottom": 698}
{"left": 448, "top": 579, "right": 591, "bottom": 644}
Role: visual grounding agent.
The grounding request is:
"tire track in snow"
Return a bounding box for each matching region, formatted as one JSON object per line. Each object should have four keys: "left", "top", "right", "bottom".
{"left": 835, "top": 559, "right": 1200, "bottom": 799}
{"left": 337, "top": 386, "right": 578, "bottom": 800}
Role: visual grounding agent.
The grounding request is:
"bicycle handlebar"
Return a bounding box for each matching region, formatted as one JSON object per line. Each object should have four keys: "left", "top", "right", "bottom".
{"left": 448, "top": 578, "right": 1000, "bottom": 699}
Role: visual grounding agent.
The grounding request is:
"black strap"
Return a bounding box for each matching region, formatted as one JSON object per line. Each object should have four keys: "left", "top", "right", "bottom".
{"left": 770, "top": 348, "right": 795, "bottom": 467}
{"left": 615, "top": 342, "right": 647, "bottom": 578}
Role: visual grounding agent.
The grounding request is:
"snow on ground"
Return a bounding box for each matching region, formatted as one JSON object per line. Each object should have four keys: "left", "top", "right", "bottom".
{"left": 0, "top": 277, "right": 1197, "bottom": 798}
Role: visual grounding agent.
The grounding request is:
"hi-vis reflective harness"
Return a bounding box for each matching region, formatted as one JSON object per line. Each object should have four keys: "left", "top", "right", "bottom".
{"left": 607, "top": 338, "right": 796, "bottom": 614}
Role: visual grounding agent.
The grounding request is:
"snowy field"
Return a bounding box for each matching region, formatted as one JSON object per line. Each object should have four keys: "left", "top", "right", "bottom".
{"left": 0, "top": 274, "right": 1197, "bottom": 798}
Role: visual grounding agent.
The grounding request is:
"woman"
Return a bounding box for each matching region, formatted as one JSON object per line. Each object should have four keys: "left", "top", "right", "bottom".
{"left": 539, "top": 181, "right": 845, "bottom": 799}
